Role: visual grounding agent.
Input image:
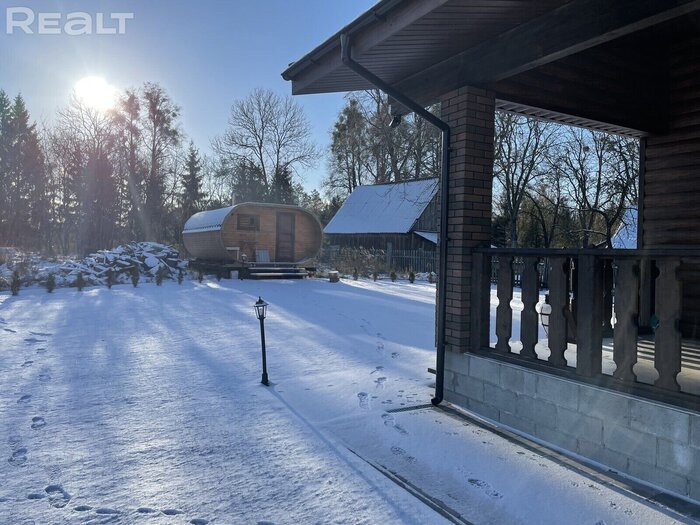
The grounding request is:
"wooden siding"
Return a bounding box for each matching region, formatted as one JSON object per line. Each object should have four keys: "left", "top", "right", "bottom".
{"left": 182, "top": 230, "right": 225, "bottom": 261}
{"left": 413, "top": 193, "right": 439, "bottom": 232}
{"left": 183, "top": 204, "right": 322, "bottom": 263}
{"left": 644, "top": 30, "right": 700, "bottom": 336}
{"left": 326, "top": 233, "right": 435, "bottom": 252}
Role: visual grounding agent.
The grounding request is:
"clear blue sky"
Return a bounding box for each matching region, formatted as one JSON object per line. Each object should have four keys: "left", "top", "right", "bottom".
{"left": 0, "top": 1, "right": 377, "bottom": 190}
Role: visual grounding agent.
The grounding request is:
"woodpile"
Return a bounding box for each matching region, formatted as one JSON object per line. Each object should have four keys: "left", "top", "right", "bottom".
{"left": 0, "top": 242, "right": 187, "bottom": 289}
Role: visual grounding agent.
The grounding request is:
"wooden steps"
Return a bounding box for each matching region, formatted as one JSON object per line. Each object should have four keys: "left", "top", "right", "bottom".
{"left": 246, "top": 265, "right": 307, "bottom": 280}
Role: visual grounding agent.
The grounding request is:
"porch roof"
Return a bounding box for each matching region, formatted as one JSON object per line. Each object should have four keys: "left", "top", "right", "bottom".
{"left": 282, "top": 0, "right": 700, "bottom": 137}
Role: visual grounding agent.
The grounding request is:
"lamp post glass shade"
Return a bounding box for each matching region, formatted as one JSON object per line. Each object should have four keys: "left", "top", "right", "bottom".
{"left": 254, "top": 297, "right": 268, "bottom": 320}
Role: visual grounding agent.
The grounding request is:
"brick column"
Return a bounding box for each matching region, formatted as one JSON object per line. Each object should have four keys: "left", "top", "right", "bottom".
{"left": 440, "top": 87, "right": 495, "bottom": 353}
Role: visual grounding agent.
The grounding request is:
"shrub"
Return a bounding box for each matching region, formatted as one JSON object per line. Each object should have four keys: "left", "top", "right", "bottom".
{"left": 390, "top": 271, "right": 397, "bottom": 282}
{"left": 11, "top": 271, "right": 21, "bottom": 296}
{"left": 408, "top": 271, "right": 415, "bottom": 283}
{"left": 130, "top": 266, "right": 140, "bottom": 288}
{"left": 332, "top": 247, "right": 386, "bottom": 277}
{"left": 106, "top": 269, "right": 115, "bottom": 289}
{"left": 76, "top": 272, "right": 85, "bottom": 291}
{"left": 46, "top": 273, "right": 56, "bottom": 293}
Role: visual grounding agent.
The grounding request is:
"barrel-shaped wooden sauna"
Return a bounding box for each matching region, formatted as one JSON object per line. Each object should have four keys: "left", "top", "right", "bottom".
{"left": 182, "top": 203, "right": 322, "bottom": 264}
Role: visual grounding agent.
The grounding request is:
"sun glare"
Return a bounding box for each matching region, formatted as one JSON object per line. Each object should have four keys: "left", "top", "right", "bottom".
{"left": 74, "top": 76, "right": 118, "bottom": 112}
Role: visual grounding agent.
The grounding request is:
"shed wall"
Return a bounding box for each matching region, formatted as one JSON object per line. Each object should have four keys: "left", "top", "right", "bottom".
{"left": 220, "top": 205, "right": 321, "bottom": 263}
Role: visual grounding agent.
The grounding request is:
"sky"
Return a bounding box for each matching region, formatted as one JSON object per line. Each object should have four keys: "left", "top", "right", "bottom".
{"left": 0, "top": 0, "right": 378, "bottom": 191}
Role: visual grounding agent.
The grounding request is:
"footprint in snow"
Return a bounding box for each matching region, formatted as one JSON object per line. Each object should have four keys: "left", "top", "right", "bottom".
{"left": 370, "top": 366, "right": 384, "bottom": 375}
{"left": 45, "top": 484, "right": 71, "bottom": 508}
{"left": 391, "top": 352, "right": 399, "bottom": 359}
{"left": 191, "top": 519, "right": 209, "bottom": 525}
{"left": 22, "top": 360, "right": 33, "bottom": 368}
{"left": 17, "top": 394, "right": 32, "bottom": 404}
{"left": 382, "top": 413, "right": 408, "bottom": 435}
{"left": 468, "top": 478, "right": 503, "bottom": 499}
{"left": 74, "top": 505, "right": 93, "bottom": 512}
{"left": 36, "top": 348, "right": 46, "bottom": 355}
{"left": 2, "top": 328, "right": 16, "bottom": 333}
{"left": 31, "top": 417, "right": 46, "bottom": 430}
{"left": 38, "top": 372, "right": 51, "bottom": 383}
{"left": 24, "top": 338, "right": 47, "bottom": 344}
{"left": 162, "top": 509, "right": 184, "bottom": 515}
{"left": 137, "top": 507, "right": 158, "bottom": 514}
{"left": 376, "top": 342, "right": 385, "bottom": 353}
{"left": 27, "top": 492, "right": 45, "bottom": 500}
{"left": 8, "top": 448, "right": 27, "bottom": 467}
{"left": 357, "top": 392, "right": 370, "bottom": 409}
{"left": 46, "top": 464, "right": 62, "bottom": 481}
{"left": 95, "top": 508, "right": 120, "bottom": 515}
{"left": 374, "top": 376, "right": 386, "bottom": 389}
{"left": 30, "top": 332, "right": 53, "bottom": 337}
{"left": 390, "top": 446, "right": 417, "bottom": 463}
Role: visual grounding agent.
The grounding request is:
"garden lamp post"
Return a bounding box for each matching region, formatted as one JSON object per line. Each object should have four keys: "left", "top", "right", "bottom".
{"left": 254, "top": 297, "right": 269, "bottom": 386}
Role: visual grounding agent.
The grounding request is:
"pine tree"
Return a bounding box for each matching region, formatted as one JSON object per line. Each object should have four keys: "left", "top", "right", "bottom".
{"left": 179, "top": 142, "right": 204, "bottom": 222}
{"left": 106, "top": 269, "right": 115, "bottom": 289}
{"left": 271, "top": 166, "right": 294, "bottom": 204}
{"left": 130, "top": 265, "right": 140, "bottom": 287}
{"left": 10, "top": 271, "right": 20, "bottom": 296}
{"left": 2, "top": 95, "right": 47, "bottom": 249}
{"left": 46, "top": 273, "right": 56, "bottom": 293}
{"left": 76, "top": 272, "right": 85, "bottom": 291}
{"left": 0, "top": 91, "right": 12, "bottom": 244}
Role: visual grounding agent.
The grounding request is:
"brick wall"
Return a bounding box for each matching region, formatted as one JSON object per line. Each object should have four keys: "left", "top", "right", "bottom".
{"left": 440, "top": 87, "right": 495, "bottom": 353}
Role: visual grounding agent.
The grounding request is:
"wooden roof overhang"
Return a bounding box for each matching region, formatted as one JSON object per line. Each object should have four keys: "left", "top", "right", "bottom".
{"left": 282, "top": 0, "right": 700, "bottom": 137}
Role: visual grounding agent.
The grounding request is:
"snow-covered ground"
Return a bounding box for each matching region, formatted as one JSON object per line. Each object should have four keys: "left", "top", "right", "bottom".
{"left": 0, "top": 279, "right": 689, "bottom": 524}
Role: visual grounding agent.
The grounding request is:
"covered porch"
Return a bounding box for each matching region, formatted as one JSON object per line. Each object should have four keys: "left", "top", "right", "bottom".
{"left": 283, "top": 0, "right": 700, "bottom": 503}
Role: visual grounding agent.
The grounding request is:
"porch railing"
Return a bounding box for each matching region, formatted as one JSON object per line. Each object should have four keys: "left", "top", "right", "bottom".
{"left": 471, "top": 247, "right": 700, "bottom": 410}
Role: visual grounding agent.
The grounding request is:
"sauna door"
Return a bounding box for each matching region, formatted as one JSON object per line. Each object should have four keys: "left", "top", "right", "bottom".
{"left": 276, "top": 212, "right": 295, "bottom": 262}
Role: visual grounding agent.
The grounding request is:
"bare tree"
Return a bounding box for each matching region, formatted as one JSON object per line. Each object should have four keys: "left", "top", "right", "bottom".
{"left": 493, "top": 112, "right": 556, "bottom": 247}
{"left": 51, "top": 96, "right": 119, "bottom": 254}
{"left": 324, "top": 91, "right": 441, "bottom": 200}
{"left": 142, "top": 83, "right": 181, "bottom": 241}
{"left": 555, "top": 129, "right": 638, "bottom": 247}
{"left": 213, "top": 88, "right": 318, "bottom": 200}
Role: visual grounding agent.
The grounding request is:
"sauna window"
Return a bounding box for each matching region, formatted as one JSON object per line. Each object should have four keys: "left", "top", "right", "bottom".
{"left": 237, "top": 214, "right": 260, "bottom": 231}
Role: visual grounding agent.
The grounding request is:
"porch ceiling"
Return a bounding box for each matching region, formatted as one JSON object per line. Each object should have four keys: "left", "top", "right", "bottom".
{"left": 282, "top": 0, "right": 700, "bottom": 136}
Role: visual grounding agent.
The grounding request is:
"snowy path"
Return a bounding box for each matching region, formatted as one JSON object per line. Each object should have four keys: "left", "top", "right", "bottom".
{"left": 0, "top": 279, "right": 690, "bottom": 524}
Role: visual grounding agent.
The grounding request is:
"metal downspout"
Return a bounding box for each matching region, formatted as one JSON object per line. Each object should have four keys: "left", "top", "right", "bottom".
{"left": 340, "top": 34, "right": 450, "bottom": 405}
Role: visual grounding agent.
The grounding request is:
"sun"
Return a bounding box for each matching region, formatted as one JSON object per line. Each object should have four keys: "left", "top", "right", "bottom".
{"left": 74, "top": 76, "right": 118, "bottom": 112}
